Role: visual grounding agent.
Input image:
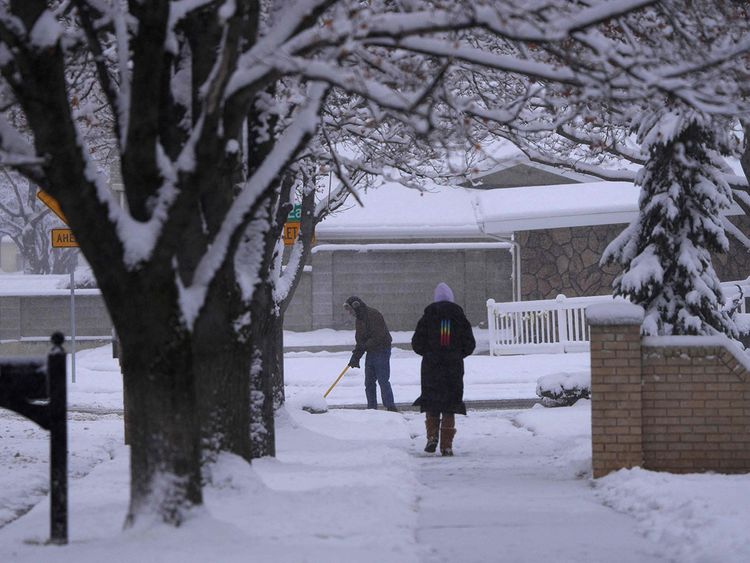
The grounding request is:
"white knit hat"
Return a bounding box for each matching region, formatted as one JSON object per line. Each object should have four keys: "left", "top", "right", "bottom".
{"left": 433, "top": 282, "right": 454, "bottom": 303}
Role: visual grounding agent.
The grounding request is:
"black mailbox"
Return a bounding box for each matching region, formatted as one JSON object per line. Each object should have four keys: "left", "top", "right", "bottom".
{"left": 0, "top": 360, "right": 49, "bottom": 423}
{"left": 0, "top": 333, "right": 67, "bottom": 544}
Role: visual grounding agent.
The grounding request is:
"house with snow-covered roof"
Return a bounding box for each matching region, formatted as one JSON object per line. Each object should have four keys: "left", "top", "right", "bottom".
{"left": 285, "top": 159, "right": 586, "bottom": 332}
{"left": 285, "top": 156, "right": 750, "bottom": 333}
{"left": 472, "top": 180, "right": 749, "bottom": 301}
{"left": 284, "top": 182, "right": 513, "bottom": 332}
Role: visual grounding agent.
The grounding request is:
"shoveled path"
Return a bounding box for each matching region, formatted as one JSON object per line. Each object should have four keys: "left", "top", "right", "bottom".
{"left": 330, "top": 398, "right": 541, "bottom": 412}
{"left": 406, "top": 410, "right": 664, "bottom": 563}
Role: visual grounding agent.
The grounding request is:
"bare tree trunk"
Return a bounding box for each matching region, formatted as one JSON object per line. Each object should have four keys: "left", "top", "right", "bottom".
{"left": 249, "top": 281, "right": 277, "bottom": 458}
{"left": 120, "top": 329, "right": 202, "bottom": 526}
{"left": 271, "top": 313, "right": 285, "bottom": 408}
{"left": 193, "top": 266, "right": 252, "bottom": 467}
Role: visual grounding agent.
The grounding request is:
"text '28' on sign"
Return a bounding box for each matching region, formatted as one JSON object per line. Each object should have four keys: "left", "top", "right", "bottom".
{"left": 282, "top": 203, "right": 302, "bottom": 246}
{"left": 51, "top": 228, "right": 78, "bottom": 248}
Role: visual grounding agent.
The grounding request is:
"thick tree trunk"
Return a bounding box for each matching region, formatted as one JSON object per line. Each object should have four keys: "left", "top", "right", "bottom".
{"left": 193, "top": 340, "right": 252, "bottom": 465}
{"left": 193, "top": 267, "right": 252, "bottom": 467}
{"left": 249, "top": 283, "right": 278, "bottom": 458}
{"left": 119, "top": 330, "right": 202, "bottom": 526}
{"left": 271, "top": 313, "right": 285, "bottom": 408}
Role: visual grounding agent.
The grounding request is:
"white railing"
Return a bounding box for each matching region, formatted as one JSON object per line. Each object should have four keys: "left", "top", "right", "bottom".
{"left": 487, "top": 294, "right": 620, "bottom": 355}
{"left": 486, "top": 280, "right": 750, "bottom": 356}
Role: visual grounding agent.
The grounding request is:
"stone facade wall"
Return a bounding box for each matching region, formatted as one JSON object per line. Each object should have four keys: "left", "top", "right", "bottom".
{"left": 517, "top": 224, "right": 623, "bottom": 301}
{"left": 590, "top": 311, "right": 750, "bottom": 478}
{"left": 519, "top": 219, "right": 750, "bottom": 301}
{"left": 713, "top": 215, "right": 750, "bottom": 282}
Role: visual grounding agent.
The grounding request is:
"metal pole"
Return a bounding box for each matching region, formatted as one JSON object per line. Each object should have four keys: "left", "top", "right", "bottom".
{"left": 48, "top": 333, "right": 68, "bottom": 544}
{"left": 476, "top": 220, "right": 521, "bottom": 302}
{"left": 70, "top": 268, "right": 76, "bottom": 383}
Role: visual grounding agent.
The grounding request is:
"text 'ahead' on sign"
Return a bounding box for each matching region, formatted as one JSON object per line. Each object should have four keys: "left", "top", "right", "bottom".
{"left": 36, "top": 190, "right": 68, "bottom": 225}
{"left": 51, "top": 228, "right": 78, "bottom": 248}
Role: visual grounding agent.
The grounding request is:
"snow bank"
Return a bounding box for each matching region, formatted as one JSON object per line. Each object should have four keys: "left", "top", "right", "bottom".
{"left": 0, "top": 406, "right": 419, "bottom": 563}
{"left": 511, "top": 400, "right": 592, "bottom": 478}
{"left": 596, "top": 467, "right": 750, "bottom": 563}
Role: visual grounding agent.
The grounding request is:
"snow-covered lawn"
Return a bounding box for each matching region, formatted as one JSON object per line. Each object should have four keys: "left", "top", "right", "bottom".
{"left": 1, "top": 344, "right": 749, "bottom": 562}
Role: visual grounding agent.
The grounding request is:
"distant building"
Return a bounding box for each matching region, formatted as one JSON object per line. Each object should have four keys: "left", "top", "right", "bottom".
{"left": 473, "top": 180, "right": 749, "bottom": 300}
{"left": 285, "top": 159, "right": 590, "bottom": 332}
{"left": 285, "top": 157, "right": 750, "bottom": 331}
{"left": 0, "top": 236, "right": 21, "bottom": 272}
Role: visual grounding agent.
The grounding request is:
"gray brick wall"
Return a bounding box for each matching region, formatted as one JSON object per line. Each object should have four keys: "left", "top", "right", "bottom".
{"left": 312, "top": 247, "right": 512, "bottom": 331}
{"left": 284, "top": 271, "right": 312, "bottom": 331}
{"left": 18, "top": 295, "right": 112, "bottom": 337}
{"left": 0, "top": 245, "right": 512, "bottom": 343}
{"left": 0, "top": 297, "right": 21, "bottom": 340}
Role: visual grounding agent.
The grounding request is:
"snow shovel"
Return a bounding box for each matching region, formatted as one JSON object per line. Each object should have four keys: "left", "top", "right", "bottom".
{"left": 323, "top": 365, "right": 350, "bottom": 398}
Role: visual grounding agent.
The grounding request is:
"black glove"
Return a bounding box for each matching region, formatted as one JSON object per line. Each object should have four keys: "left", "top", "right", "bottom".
{"left": 348, "top": 353, "right": 361, "bottom": 369}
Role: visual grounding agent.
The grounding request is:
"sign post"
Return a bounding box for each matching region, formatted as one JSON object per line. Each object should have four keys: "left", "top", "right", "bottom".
{"left": 37, "top": 191, "right": 78, "bottom": 382}
{"left": 282, "top": 204, "right": 301, "bottom": 246}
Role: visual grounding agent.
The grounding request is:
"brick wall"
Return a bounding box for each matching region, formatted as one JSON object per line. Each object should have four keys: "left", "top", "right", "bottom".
{"left": 589, "top": 313, "right": 643, "bottom": 478}
{"left": 641, "top": 343, "right": 750, "bottom": 473}
{"left": 589, "top": 303, "right": 750, "bottom": 477}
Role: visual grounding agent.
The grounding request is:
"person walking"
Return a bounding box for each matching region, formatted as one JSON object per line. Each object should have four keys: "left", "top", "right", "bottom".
{"left": 345, "top": 296, "right": 398, "bottom": 411}
{"left": 412, "top": 282, "right": 476, "bottom": 456}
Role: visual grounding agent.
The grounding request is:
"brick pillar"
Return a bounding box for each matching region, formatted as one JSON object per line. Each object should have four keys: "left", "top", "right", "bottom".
{"left": 587, "top": 303, "right": 645, "bottom": 478}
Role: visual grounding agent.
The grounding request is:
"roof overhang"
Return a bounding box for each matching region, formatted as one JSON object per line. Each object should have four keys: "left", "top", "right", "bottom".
{"left": 474, "top": 181, "right": 744, "bottom": 234}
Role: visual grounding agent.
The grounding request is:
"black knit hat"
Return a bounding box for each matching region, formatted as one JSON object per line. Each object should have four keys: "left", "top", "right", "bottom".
{"left": 344, "top": 296, "right": 364, "bottom": 311}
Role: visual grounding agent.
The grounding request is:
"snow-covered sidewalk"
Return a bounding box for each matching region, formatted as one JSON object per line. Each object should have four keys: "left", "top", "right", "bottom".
{"left": 412, "top": 406, "right": 661, "bottom": 563}
{"left": 2, "top": 346, "right": 750, "bottom": 562}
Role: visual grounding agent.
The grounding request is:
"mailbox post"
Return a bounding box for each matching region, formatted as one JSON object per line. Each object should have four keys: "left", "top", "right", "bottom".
{"left": 0, "top": 333, "right": 68, "bottom": 544}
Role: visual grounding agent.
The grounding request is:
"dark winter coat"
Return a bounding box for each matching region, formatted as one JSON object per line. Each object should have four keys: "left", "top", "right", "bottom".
{"left": 350, "top": 299, "right": 392, "bottom": 363}
{"left": 411, "top": 301, "right": 475, "bottom": 415}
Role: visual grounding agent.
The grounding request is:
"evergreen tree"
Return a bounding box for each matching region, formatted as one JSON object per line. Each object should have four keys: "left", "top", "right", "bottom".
{"left": 602, "top": 113, "right": 738, "bottom": 337}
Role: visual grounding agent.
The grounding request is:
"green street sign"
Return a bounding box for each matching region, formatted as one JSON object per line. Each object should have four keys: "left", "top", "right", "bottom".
{"left": 287, "top": 204, "right": 302, "bottom": 222}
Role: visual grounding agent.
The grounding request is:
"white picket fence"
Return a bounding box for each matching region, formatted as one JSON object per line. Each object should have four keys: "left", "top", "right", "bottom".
{"left": 487, "top": 280, "right": 750, "bottom": 356}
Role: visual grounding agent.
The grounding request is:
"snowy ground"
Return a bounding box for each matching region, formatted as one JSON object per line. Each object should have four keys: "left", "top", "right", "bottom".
{"left": 1, "top": 343, "right": 749, "bottom": 562}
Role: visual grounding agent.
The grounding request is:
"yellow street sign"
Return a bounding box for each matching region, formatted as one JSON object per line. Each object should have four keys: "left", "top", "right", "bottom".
{"left": 282, "top": 222, "right": 300, "bottom": 246}
{"left": 282, "top": 222, "right": 315, "bottom": 246}
{"left": 36, "top": 190, "right": 68, "bottom": 225}
{"left": 51, "top": 228, "right": 78, "bottom": 248}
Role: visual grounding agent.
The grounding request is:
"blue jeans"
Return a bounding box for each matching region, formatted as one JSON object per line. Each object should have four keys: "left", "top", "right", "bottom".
{"left": 364, "top": 348, "right": 395, "bottom": 409}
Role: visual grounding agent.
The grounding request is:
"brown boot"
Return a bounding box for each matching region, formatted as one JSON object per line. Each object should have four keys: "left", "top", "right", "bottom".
{"left": 424, "top": 414, "right": 440, "bottom": 453}
{"left": 440, "top": 413, "right": 456, "bottom": 456}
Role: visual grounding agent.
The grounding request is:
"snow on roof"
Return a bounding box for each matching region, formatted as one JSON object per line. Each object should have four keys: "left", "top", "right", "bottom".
{"left": 316, "top": 182, "right": 484, "bottom": 240}
{"left": 475, "top": 181, "right": 744, "bottom": 233}
{"left": 474, "top": 181, "right": 638, "bottom": 232}
{"left": 316, "top": 179, "right": 746, "bottom": 240}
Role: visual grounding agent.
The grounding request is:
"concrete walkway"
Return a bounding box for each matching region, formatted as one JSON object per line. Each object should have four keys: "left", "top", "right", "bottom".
{"left": 406, "top": 410, "right": 664, "bottom": 563}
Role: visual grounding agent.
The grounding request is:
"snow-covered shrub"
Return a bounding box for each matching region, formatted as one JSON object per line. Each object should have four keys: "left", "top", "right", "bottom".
{"left": 56, "top": 265, "right": 97, "bottom": 289}
{"left": 536, "top": 372, "right": 590, "bottom": 407}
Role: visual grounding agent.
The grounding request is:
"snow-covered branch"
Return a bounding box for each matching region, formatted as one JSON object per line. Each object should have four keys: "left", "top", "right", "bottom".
{"left": 178, "top": 82, "right": 328, "bottom": 327}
